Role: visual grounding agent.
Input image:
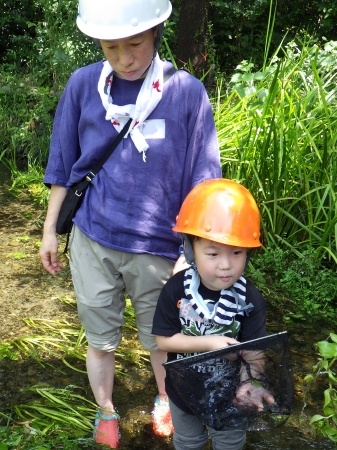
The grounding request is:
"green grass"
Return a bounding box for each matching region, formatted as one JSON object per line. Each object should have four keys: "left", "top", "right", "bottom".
{"left": 214, "top": 38, "right": 337, "bottom": 262}
{"left": 0, "top": 298, "right": 148, "bottom": 449}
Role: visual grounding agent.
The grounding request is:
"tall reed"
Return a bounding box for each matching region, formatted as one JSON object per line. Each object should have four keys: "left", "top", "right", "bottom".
{"left": 214, "top": 39, "right": 337, "bottom": 262}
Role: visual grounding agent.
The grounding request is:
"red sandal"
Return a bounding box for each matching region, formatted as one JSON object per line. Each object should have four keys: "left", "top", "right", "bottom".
{"left": 94, "top": 411, "right": 120, "bottom": 448}
{"left": 152, "top": 395, "right": 174, "bottom": 437}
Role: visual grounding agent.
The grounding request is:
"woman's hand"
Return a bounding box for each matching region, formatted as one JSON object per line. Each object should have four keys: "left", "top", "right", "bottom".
{"left": 39, "top": 185, "right": 67, "bottom": 275}
{"left": 40, "top": 232, "right": 63, "bottom": 275}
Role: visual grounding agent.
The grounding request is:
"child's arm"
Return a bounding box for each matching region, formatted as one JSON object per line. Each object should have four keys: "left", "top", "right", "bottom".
{"left": 156, "top": 333, "right": 239, "bottom": 353}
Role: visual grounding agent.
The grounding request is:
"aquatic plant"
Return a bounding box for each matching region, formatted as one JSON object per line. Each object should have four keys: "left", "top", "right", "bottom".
{"left": 304, "top": 333, "right": 337, "bottom": 443}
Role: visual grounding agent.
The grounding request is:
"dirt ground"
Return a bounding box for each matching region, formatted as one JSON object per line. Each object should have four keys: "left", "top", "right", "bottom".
{"left": 0, "top": 164, "right": 77, "bottom": 341}
{"left": 0, "top": 164, "right": 83, "bottom": 404}
{"left": 0, "top": 163, "right": 173, "bottom": 449}
{"left": 0, "top": 163, "right": 335, "bottom": 449}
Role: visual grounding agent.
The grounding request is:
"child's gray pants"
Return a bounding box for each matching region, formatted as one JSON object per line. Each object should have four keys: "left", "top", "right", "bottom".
{"left": 169, "top": 399, "right": 246, "bottom": 450}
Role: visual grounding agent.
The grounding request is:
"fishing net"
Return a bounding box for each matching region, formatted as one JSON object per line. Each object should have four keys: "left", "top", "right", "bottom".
{"left": 164, "top": 331, "right": 293, "bottom": 431}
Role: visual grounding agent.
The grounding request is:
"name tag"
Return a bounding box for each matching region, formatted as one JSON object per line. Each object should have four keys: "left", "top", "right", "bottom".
{"left": 142, "top": 119, "right": 165, "bottom": 139}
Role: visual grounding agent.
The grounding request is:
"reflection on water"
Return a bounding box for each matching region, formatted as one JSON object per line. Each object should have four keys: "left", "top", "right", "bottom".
{"left": 117, "top": 309, "right": 334, "bottom": 449}
{"left": 245, "top": 426, "right": 334, "bottom": 449}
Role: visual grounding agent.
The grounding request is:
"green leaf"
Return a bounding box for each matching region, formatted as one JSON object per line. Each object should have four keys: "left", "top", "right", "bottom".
{"left": 242, "top": 73, "right": 255, "bottom": 83}
{"left": 303, "top": 374, "right": 314, "bottom": 383}
{"left": 330, "top": 333, "right": 337, "bottom": 344}
{"left": 323, "top": 407, "right": 334, "bottom": 415}
{"left": 253, "top": 71, "right": 265, "bottom": 80}
{"left": 310, "top": 414, "right": 326, "bottom": 424}
{"left": 230, "top": 73, "right": 242, "bottom": 83}
{"left": 328, "top": 372, "right": 337, "bottom": 383}
{"left": 321, "top": 360, "right": 329, "bottom": 370}
{"left": 317, "top": 341, "right": 337, "bottom": 359}
{"left": 324, "top": 389, "right": 333, "bottom": 408}
{"left": 251, "top": 380, "right": 263, "bottom": 388}
{"left": 326, "top": 428, "right": 337, "bottom": 435}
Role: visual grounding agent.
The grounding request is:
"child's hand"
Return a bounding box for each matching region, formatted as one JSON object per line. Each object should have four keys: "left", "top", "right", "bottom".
{"left": 206, "top": 335, "right": 239, "bottom": 351}
{"left": 233, "top": 382, "right": 275, "bottom": 412}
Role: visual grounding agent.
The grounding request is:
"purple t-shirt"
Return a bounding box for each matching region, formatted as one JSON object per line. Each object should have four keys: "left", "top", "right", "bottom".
{"left": 44, "top": 60, "right": 221, "bottom": 261}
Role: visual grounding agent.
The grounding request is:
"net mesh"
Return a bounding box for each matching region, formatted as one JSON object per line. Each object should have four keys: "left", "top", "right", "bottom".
{"left": 164, "top": 331, "right": 293, "bottom": 431}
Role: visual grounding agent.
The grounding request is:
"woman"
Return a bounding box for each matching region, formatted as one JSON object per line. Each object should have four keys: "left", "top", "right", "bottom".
{"left": 40, "top": 0, "right": 221, "bottom": 447}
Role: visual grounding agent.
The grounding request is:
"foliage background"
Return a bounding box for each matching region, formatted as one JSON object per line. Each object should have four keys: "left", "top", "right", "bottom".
{"left": 209, "top": 0, "right": 337, "bottom": 73}
{"left": 2, "top": 0, "right": 337, "bottom": 74}
{"left": 0, "top": 0, "right": 337, "bottom": 319}
{"left": 1, "top": 2, "right": 337, "bottom": 446}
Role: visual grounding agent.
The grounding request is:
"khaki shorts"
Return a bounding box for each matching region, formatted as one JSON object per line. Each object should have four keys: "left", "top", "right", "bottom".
{"left": 69, "top": 226, "right": 174, "bottom": 352}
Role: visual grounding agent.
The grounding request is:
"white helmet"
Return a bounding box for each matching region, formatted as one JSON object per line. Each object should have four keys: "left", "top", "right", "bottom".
{"left": 77, "top": 0, "right": 172, "bottom": 40}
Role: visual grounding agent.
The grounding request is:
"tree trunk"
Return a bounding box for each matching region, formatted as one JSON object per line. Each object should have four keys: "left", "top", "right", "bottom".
{"left": 176, "top": 0, "right": 212, "bottom": 76}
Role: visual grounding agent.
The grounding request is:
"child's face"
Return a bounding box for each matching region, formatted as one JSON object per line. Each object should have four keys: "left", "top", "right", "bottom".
{"left": 193, "top": 238, "right": 247, "bottom": 291}
{"left": 100, "top": 29, "right": 155, "bottom": 81}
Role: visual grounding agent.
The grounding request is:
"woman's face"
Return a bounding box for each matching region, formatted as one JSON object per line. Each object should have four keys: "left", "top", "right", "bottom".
{"left": 100, "top": 29, "right": 155, "bottom": 81}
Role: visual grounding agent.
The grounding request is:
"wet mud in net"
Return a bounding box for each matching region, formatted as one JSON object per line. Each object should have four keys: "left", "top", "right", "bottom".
{"left": 164, "top": 331, "right": 293, "bottom": 431}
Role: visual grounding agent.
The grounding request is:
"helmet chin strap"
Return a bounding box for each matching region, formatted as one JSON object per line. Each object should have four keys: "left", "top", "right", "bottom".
{"left": 244, "top": 249, "right": 253, "bottom": 270}
{"left": 94, "top": 38, "right": 102, "bottom": 48}
{"left": 180, "top": 234, "right": 195, "bottom": 265}
{"left": 154, "top": 23, "right": 164, "bottom": 55}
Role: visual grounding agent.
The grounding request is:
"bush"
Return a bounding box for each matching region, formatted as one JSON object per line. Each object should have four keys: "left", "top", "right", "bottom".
{"left": 247, "top": 246, "right": 337, "bottom": 324}
{"left": 0, "top": 71, "right": 59, "bottom": 170}
{"left": 210, "top": 0, "right": 337, "bottom": 73}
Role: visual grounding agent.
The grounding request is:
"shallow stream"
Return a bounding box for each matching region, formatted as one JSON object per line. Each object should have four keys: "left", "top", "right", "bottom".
{"left": 0, "top": 316, "right": 334, "bottom": 449}
{"left": 0, "top": 162, "right": 335, "bottom": 449}
{"left": 112, "top": 312, "right": 335, "bottom": 449}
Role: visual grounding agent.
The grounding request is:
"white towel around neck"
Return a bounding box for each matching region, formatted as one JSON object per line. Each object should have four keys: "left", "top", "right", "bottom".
{"left": 97, "top": 54, "right": 164, "bottom": 161}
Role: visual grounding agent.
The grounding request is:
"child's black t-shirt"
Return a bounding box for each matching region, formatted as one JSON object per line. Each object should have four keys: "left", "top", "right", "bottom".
{"left": 152, "top": 269, "right": 266, "bottom": 414}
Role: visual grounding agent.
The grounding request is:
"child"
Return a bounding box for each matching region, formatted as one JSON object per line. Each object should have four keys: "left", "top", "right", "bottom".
{"left": 152, "top": 178, "right": 274, "bottom": 450}
{"left": 39, "top": 0, "right": 221, "bottom": 447}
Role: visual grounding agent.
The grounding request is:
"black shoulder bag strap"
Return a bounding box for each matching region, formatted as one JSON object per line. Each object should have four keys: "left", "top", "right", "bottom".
{"left": 73, "top": 117, "right": 132, "bottom": 197}
{"left": 73, "top": 66, "right": 177, "bottom": 197}
{"left": 61, "top": 118, "right": 131, "bottom": 253}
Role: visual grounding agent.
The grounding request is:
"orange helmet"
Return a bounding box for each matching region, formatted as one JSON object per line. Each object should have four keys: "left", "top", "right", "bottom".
{"left": 173, "top": 179, "right": 262, "bottom": 248}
